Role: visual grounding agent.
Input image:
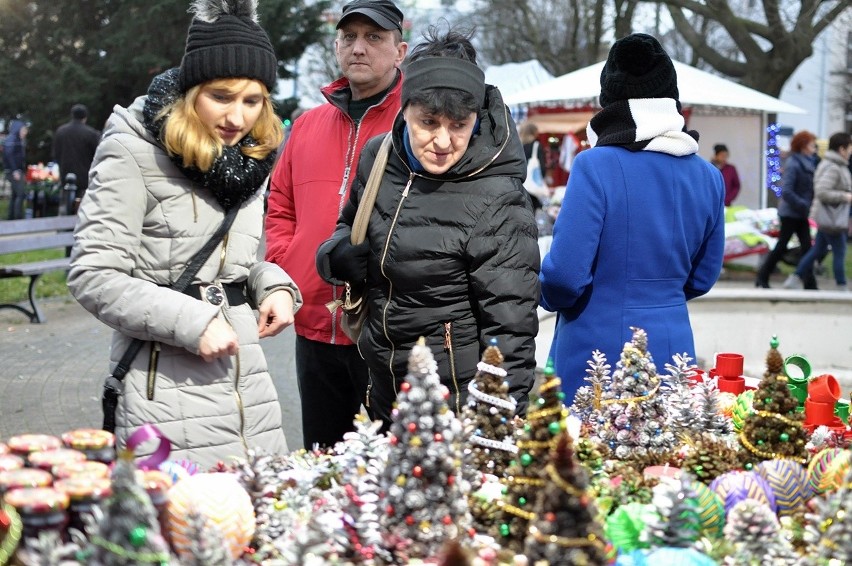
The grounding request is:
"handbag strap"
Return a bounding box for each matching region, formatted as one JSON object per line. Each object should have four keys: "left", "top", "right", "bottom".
{"left": 111, "top": 205, "right": 240, "bottom": 380}
{"left": 350, "top": 133, "right": 393, "bottom": 245}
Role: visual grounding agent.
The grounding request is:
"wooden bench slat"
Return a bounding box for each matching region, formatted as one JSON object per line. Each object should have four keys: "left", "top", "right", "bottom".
{"left": 0, "top": 233, "right": 75, "bottom": 255}
{"left": 0, "top": 257, "right": 71, "bottom": 277}
{"left": 0, "top": 216, "right": 78, "bottom": 235}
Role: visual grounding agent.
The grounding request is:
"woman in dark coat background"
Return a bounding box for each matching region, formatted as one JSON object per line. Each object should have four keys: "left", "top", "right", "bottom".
{"left": 317, "top": 25, "right": 540, "bottom": 430}
{"left": 755, "top": 130, "right": 818, "bottom": 289}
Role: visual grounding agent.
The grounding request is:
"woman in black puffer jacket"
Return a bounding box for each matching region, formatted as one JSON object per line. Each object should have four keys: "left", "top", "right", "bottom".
{"left": 316, "top": 25, "right": 540, "bottom": 430}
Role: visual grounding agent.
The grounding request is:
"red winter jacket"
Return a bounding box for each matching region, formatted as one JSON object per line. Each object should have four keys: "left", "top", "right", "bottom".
{"left": 265, "top": 73, "right": 403, "bottom": 344}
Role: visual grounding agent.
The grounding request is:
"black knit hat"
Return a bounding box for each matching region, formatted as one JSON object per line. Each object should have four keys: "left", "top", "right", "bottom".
{"left": 179, "top": 0, "right": 278, "bottom": 93}
{"left": 599, "top": 33, "right": 678, "bottom": 107}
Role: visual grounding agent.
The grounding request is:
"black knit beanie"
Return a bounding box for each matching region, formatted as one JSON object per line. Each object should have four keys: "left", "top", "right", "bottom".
{"left": 599, "top": 33, "right": 678, "bottom": 107}
{"left": 179, "top": 0, "right": 277, "bottom": 93}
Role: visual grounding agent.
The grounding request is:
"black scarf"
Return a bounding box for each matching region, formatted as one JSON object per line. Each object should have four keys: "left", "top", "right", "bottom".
{"left": 587, "top": 98, "right": 699, "bottom": 156}
{"left": 142, "top": 68, "right": 276, "bottom": 210}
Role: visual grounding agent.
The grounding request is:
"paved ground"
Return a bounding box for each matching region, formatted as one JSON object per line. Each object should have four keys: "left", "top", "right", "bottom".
{"left": 0, "top": 267, "right": 847, "bottom": 452}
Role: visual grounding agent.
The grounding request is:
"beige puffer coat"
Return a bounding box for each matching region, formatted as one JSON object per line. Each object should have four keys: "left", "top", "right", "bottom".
{"left": 68, "top": 96, "right": 302, "bottom": 469}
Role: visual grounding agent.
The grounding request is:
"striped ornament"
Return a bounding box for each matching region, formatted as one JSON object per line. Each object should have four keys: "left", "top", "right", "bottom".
{"left": 166, "top": 473, "right": 255, "bottom": 560}
{"left": 709, "top": 470, "right": 777, "bottom": 515}
{"left": 755, "top": 459, "right": 811, "bottom": 516}
{"left": 807, "top": 447, "right": 847, "bottom": 494}
{"left": 731, "top": 390, "right": 755, "bottom": 432}
{"left": 691, "top": 480, "right": 725, "bottom": 537}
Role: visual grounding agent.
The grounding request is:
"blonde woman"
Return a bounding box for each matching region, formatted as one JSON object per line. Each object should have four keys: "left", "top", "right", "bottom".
{"left": 69, "top": 0, "right": 301, "bottom": 468}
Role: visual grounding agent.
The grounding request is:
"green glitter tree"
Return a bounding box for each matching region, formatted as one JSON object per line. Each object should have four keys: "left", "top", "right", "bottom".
{"left": 88, "top": 450, "right": 172, "bottom": 565}
{"left": 739, "top": 338, "right": 808, "bottom": 469}
{"left": 495, "top": 361, "right": 567, "bottom": 553}
{"left": 523, "top": 431, "right": 608, "bottom": 565}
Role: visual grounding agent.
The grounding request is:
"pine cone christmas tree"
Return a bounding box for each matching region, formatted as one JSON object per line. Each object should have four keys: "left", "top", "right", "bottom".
{"left": 663, "top": 353, "right": 702, "bottom": 434}
{"left": 805, "top": 462, "right": 852, "bottom": 562}
{"left": 180, "top": 509, "right": 232, "bottom": 566}
{"left": 680, "top": 433, "right": 742, "bottom": 484}
{"left": 589, "top": 327, "right": 676, "bottom": 461}
{"left": 337, "top": 417, "right": 392, "bottom": 564}
{"left": 461, "top": 340, "right": 518, "bottom": 489}
{"left": 381, "top": 340, "right": 472, "bottom": 561}
{"left": 86, "top": 449, "right": 172, "bottom": 565}
{"left": 495, "top": 362, "right": 567, "bottom": 552}
{"left": 523, "top": 432, "right": 608, "bottom": 565}
{"left": 571, "top": 350, "right": 611, "bottom": 426}
{"left": 724, "top": 499, "right": 800, "bottom": 565}
{"left": 646, "top": 474, "right": 702, "bottom": 549}
{"left": 739, "top": 373, "right": 808, "bottom": 468}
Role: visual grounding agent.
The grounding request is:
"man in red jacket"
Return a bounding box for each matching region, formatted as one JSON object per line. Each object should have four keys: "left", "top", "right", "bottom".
{"left": 265, "top": 0, "right": 407, "bottom": 449}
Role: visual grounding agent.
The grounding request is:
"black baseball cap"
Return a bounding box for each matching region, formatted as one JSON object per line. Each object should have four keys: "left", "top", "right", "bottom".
{"left": 337, "top": 0, "right": 404, "bottom": 33}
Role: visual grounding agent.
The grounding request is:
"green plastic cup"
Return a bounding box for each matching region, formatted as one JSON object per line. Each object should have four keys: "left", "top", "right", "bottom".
{"left": 835, "top": 399, "right": 850, "bottom": 424}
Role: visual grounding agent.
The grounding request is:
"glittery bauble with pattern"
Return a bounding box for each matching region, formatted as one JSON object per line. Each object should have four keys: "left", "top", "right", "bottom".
{"left": 755, "top": 459, "right": 811, "bottom": 516}
{"left": 731, "top": 390, "right": 756, "bottom": 432}
{"left": 166, "top": 473, "right": 255, "bottom": 560}
{"left": 709, "top": 470, "right": 776, "bottom": 515}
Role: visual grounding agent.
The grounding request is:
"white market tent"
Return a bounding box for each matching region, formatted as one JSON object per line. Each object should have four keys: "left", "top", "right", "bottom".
{"left": 503, "top": 60, "right": 807, "bottom": 209}
{"left": 504, "top": 60, "right": 805, "bottom": 115}
{"left": 484, "top": 59, "right": 555, "bottom": 98}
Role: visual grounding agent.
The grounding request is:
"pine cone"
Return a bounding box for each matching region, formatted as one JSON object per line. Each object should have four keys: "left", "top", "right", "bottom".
{"left": 680, "top": 434, "right": 742, "bottom": 484}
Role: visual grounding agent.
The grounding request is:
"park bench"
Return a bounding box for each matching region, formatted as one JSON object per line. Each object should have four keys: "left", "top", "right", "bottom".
{"left": 0, "top": 216, "right": 78, "bottom": 323}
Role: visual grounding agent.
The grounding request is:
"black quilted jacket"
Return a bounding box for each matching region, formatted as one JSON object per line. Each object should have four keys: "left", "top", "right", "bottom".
{"left": 318, "top": 85, "right": 540, "bottom": 417}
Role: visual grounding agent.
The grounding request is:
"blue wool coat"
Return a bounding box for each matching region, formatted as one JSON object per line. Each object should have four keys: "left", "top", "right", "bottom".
{"left": 540, "top": 146, "right": 725, "bottom": 400}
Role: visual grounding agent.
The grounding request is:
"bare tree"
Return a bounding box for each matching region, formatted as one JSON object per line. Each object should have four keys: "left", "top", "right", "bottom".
{"left": 650, "top": 0, "right": 852, "bottom": 96}
{"left": 462, "top": 0, "right": 616, "bottom": 76}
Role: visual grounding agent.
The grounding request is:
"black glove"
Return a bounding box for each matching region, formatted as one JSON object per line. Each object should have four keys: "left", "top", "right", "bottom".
{"left": 329, "top": 239, "right": 369, "bottom": 283}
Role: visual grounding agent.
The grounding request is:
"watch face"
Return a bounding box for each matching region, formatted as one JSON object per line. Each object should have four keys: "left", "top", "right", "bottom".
{"left": 204, "top": 285, "right": 224, "bottom": 306}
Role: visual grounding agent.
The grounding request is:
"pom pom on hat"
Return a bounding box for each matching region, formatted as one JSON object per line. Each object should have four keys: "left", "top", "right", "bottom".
{"left": 599, "top": 33, "right": 678, "bottom": 107}
{"left": 179, "top": 0, "right": 278, "bottom": 93}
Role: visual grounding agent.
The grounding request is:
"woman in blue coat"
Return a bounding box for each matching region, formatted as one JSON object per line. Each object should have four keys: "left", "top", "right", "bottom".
{"left": 540, "top": 34, "right": 726, "bottom": 401}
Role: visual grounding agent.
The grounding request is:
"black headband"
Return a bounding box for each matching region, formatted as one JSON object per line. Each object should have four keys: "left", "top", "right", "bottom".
{"left": 402, "top": 57, "right": 486, "bottom": 109}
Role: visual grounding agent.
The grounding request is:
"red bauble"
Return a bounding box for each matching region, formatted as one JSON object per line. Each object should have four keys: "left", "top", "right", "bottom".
{"left": 386, "top": 504, "right": 395, "bottom": 516}
{"left": 545, "top": 512, "right": 557, "bottom": 522}
{"left": 447, "top": 475, "right": 455, "bottom": 486}
{"left": 434, "top": 433, "right": 444, "bottom": 442}
{"left": 442, "top": 515, "right": 452, "bottom": 525}
{"left": 407, "top": 422, "right": 418, "bottom": 433}
{"left": 405, "top": 515, "right": 415, "bottom": 526}
{"left": 413, "top": 466, "right": 423, "bottom": 477}
{"left": 400, "top": 382, "right": 411, "bottom": 392}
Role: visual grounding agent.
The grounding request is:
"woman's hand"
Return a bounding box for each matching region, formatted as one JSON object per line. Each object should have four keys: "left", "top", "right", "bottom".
{"left": 199, "top": 317, "right": 240, "bottom": 361}
{"left": 257, "top": 289, "right": 295, "bottom": 338}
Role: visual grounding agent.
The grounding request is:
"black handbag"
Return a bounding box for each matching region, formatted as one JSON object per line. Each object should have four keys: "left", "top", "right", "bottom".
{"left": 101, "top": 206, "right": 239, "bottom": 432}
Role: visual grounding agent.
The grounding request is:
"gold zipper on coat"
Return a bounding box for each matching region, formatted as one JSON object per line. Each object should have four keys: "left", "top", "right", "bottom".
{"left": 146, "top": 342, "right": 160, "bottom": 401}
{"left": 380, "top": 174, "right": 415, "bottom": 394}
{"left": 443, "top": 322, "right": 461, "bottom": 414}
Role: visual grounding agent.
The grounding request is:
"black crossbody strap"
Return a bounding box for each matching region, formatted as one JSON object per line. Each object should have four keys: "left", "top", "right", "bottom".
{"left": 110, "top": 205, "right": 240, "bottom": 380}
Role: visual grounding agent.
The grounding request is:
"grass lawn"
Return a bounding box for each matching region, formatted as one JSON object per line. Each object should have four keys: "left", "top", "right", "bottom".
{"left": 0, "top": 249, "right": 71, "bottom": 305}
